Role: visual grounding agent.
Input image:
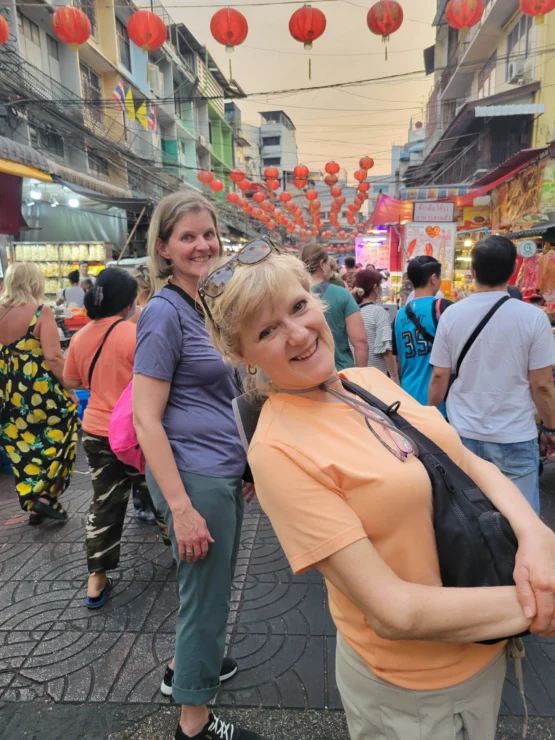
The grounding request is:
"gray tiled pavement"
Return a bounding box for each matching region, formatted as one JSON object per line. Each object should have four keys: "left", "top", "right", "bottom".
{"left": 0, "top": 446, "right": 554, "bottom": 739}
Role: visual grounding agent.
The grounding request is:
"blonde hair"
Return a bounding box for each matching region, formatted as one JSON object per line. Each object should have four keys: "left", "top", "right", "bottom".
{"left": 132, "top": 263, "right": 153, "bottom": 305}
{"left": 300, "top": 243, "right": 328, "bottom": 274}
{"left": 147, "top": 191, "right": 222, "bottom": 294}
{"left": 206, "top": 251, "right": 326, "bottom": 394}
{"left": 0, "top": 262, "right": 45, "bottom": 307}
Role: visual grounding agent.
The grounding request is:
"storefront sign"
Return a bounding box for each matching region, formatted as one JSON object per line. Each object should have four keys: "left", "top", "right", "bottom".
{"left": 491, "top": 158, "right": 546, "bottom": 230}
{"left": 462, "top": 206, "right": 490, "bottom": 229}
{"left": 355, "top": 234, "right": 390, "bottom": 270}
{"left": 518, "top": 240, "right": 538, "bottom": 259}
{"left": 404, "top": 222, "right": 457, "bottom": 281}
{"left": 413, "top": 201, "right": 455, "bottom": 223}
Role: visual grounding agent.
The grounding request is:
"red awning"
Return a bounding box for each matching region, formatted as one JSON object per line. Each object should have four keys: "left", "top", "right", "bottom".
{"left": 0, "top": 173, "right": 26, "bottom": 235}
{"left": 367, "top": 194, "right": 414, "bottom": 226}
{"left": 472, "top": 148, "right": 546, "bottom": 188}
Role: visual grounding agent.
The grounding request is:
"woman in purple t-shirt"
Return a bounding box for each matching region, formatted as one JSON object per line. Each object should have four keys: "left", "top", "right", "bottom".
{"left": 133, "top": 193, "right": 262, "bottom": 740}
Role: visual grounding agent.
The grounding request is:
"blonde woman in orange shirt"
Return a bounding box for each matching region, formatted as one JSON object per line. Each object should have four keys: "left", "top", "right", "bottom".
{"left": 199, "top": 245, "right": 555, "bottom": 740}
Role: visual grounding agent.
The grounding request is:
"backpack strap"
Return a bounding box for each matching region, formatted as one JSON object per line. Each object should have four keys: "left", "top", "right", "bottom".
{"left": 232, "top": 394, "right": 266, "bottom": 452}
{"left": 405, "top": 303, "right": 435, "bottom": 345}
{"left": 88, "top": 319, "right": 125, "bottom": 388}
{"left": 313, "top": 281, "right": 331, "bottom": 297}
{"left": 453, "top": 295, "right": 511, "bottom": 383}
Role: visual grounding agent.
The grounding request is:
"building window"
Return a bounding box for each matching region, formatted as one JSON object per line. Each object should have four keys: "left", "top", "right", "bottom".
{"left": 116, "top": 18, "right": 131, "bottom": 71}
{"left": 263, "top": 157, "right": 281, "bottom": 166}
{"left": 262, "top": 136, "right": 281, "bottom": 147}
{"left": 17, "top": 11, "right": 40, "bottom": 46}
{"left": 208, "top": 122, "right": 213, "bottom": 145}
{"left": 46, "top": 35, "right": 59, "bottom": 61}
{"left": 28, "top": 126, "right": 64, "bottom": 159}
{"left": 506, "top": 14, "right": 533, "bottom": 81}
{"left": 75, "top": 0, "right": 97, "bottom": 39}
{"left": 80, "top": 63, "right": 103, "bottom": 125}
{"left": 88, "top": 151, "right": 110, "bottom": 177}
{"left": 477, "top": 52, "right": 497, "bottom": 99}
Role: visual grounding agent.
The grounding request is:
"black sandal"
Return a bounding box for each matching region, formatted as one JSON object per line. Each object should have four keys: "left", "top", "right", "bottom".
{"left": 31, "top": 499, "right": 68, "bottom": 522}
{"left": 28, "top": 512, "right": 42, "bottom": 526}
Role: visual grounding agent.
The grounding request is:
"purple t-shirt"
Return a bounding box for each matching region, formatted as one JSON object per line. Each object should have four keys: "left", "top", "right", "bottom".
{"left": 134, "top": 284, "right": 246, "bottom": 478}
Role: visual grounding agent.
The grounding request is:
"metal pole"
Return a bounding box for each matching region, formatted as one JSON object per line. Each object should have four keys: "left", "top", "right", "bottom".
{"left": 117, "top": 205, "right": 147, "bottom": 264}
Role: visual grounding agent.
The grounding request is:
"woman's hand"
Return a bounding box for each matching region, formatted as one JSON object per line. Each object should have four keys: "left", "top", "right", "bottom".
{"left": 242, "top": 482, "right": 256, "bottom": 504}
{"left": 514, "top": 524, "right": 555, "bottom": 634}
{"left": 173, "top": 506, "right": 215, "bottom": 563}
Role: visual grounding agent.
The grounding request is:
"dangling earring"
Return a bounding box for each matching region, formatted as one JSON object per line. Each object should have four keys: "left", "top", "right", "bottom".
{"left": 247, "top": 364, "right": 257, "bottom": 376}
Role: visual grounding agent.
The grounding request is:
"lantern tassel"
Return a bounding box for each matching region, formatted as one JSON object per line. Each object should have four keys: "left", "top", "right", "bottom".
{"left": 309, "top": 56, "right": 312, "bottom": 80}
{"left": 229, "top": 57, "right": 233, "bottom": 79}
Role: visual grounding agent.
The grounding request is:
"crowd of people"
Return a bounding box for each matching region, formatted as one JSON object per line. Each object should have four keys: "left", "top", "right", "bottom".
{"left": 1, "top": 191, "right": 555, "bottom": 740}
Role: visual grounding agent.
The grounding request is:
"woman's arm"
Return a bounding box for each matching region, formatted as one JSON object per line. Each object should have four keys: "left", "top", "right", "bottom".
{"left": 35, "top": 306, "right": 65, "bottom": 385}
{"left": 345, "top": 312, "right": 369, "bottom": 367}
{"left": 133, "top": 373, "right": 214, "bottom": 562}
{"left": 460, "top": 446, "right": 555, "bottom": 634}
{"left": 383, "top": 350, "right": 399, "bottom": 384}
{"left": 317, "top": 538, "right": 532, "bottom": 643}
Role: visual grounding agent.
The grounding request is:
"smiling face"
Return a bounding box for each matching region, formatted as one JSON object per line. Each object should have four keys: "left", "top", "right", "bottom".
{"left": 237, "top": 282, "right": 336, "bottom": 391}
{"left": 157, "top": 210, "right": 221, "bottom": 285}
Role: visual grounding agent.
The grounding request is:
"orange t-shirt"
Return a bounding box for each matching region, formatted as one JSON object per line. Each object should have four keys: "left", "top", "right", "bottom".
{"left": 248, "top": 367, "right": 503, "bottom": 691}
{"left": 64, "top": 317, "right": 136, "bottom": 437}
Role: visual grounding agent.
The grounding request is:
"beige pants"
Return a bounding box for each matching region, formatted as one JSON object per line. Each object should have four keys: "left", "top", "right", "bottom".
{"left": 336, "top": 634, "right": 507, "bottom": 740}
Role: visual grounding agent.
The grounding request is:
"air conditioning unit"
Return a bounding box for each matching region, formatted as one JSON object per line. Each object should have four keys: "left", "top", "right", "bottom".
{"left": 198, "top": 135, "right": 206, "bottom": 147}
{"left": 508, "top": 59, "right": 525, "bottom": 85}
{"left": 148, "top": 64, "right": 164, "bottom": 97}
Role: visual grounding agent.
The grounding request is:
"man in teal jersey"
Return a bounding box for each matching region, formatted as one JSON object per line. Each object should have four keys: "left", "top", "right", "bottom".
{"left": 393, "top": 256, "right": 452, "bottom": 414}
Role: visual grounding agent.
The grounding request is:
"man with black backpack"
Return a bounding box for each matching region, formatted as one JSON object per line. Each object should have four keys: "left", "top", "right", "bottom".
{"left": 393, "top": 256, "right": 452, "bottom": 415}
{"left": 429, "top": 236, "right": 555, "bottom": 514}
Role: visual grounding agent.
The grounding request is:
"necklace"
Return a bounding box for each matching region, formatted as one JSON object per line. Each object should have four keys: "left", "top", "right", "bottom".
{"left": 275, "top": 377, "right": 417, "bottom": 462}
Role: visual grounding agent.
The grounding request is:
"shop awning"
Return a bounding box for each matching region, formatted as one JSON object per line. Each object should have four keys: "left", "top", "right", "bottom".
{"left": 47, "top": 160, "right": 136, "bottom": 200}
{"left": 472, "top": 148, "right": 546, "bottom": 187}
{"left": 51, "top": 175, "right": 152, "bottom": 214}
{"left": 474, "top": 103, "right": 545, "bottom": 118}
{"left": 367, "top": 194, "right": 414, "bottom": 226}
{"left": 0, "top": 136, "right": 52, "bottom": 182}
{"left": 0, "top": 173, "right": 30, "bottom": 235}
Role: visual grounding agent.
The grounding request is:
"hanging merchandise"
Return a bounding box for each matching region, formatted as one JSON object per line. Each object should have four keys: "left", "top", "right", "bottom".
{"left": 210, "top": 8, "right": 248, "bottom": 77}
{"left": 367, "top": 1, "right": 404, "bottom": 59}
{"left": 127, "top": 10, "right": 167, "bottom": 52}
{"left": 520, "top": 0, "right": 555, "bottom": 23}
{"left": 0, "top": 15, "right": 9, "bottom": 45}
{"left": 359, "top": 156, "right": 375, "bottom": 171}
{"left": 445, "top": 0, "right": 484, "bottom": 34}
{"left": 289, "top": 4, "right": 327, "bottom": 79}
{"left": 52, "top": 6, "right": 91, "bottom": 49}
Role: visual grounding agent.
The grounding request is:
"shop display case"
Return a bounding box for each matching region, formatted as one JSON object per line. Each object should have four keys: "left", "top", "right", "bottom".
{"left": 9, "top": 242, "right": 111, "bottom": 298}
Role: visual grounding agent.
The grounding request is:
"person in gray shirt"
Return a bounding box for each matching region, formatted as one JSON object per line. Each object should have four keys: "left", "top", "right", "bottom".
{"left": 57, "top": 269, "right": 85, "bottom": 308}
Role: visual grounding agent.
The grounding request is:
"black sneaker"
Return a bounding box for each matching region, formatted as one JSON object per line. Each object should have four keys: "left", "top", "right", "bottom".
{"left": 161, "top": 657, "right": 239, "bottom": 696}
{"left": 175, "top": 713, "right": 265, "bottom": 739}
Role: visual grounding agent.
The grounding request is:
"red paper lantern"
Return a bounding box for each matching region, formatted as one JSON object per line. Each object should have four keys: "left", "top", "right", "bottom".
{"left": 127, "top": 10, "right": 167, "bottom": 52}
{"left": 335, "top": 196, "right": 346, "bottom": 206}
{"left": 264, "top": 166, "right": 280, "bottom": 180}
{"left": 266, "top": 179, "right": 280, "bottom": 191}
{"left": 330, "top": 186, "right": 342, "bottom": 198}
{"left": 210, "top": 8, "right": 248, "bottom": 50}
{"left": 0, "top": 16, "right": 9, "bottom": 45}
{"left": 338, "top": 231, "right": 347, "bottom": 239}
{"left": 253, "top": 192, "right": 265, "bottom": 204}
{"left": 367, "top": 1, "right": 403, "bottom": 57}
{"left": 358, "top": 182, "right": 370, "bottom": 192}
{"left": 305, "top": 189, "right": 318, "bottom": 201}
{"left": 324, "top": 174, "right": 338, "bottom": 187}
{"left": 322, "top": 230, "right": 332, "bottom": 239}
{"left": 445, "top": 0, "right": 484, "bottom": 33}
{"left": 293, "top": 178, "right": 307, "bottom": 189}
{"left": 52, "top": 7, "right": 91, "bottom": 48}
{"left": 354, "top": 169, "right": 367, "bottom": 182}
{"left": 238, "top": 179, "right": 252, "bottom": 191}
{"left": 289, "top": 5, "right": 327, "bottom": 50}
{"left": 279, "top": 192, "right": 292, "bottom": 202}
{"left": 227, "top": 192, "right": 240, "bottom": 204}
{"left": 359, "top": 156, "right": 375, "bottom": 171}
{"left": 325, "top": 161, "right": 340, "bottom": 175}
{"left": 210, "top": 179, "right": 224, "bottom": 192}
{"left": 294, "top": 164, "right": 310, "bottom": 179}
{"left": 285, "top": 201, "right": 296, "bottom": 213}
{"left": 308, "top": 200, "right": 321, "bottom": 213}
{"left": 198, "top": 170, "right": 214, "bottom": 184}
{"left": 230, "top": 169, "right": 246, "bottom": 183}
{"left": 520, "top": 0, "right": 555, "bottom": 23}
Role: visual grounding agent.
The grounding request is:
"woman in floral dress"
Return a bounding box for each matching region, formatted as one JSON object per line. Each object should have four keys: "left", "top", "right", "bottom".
{"left": 0, "top": 262, "right": 80, "bottom": 524}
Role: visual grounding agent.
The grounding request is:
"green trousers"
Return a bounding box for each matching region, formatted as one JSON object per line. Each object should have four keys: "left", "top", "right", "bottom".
{"left": 146, "top": 467, "right": 244, "bottom": 706}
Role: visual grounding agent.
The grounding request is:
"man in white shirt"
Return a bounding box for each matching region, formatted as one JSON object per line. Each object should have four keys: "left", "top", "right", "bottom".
{"left": 428, "top": 235, "right": 555, "bottom": 514}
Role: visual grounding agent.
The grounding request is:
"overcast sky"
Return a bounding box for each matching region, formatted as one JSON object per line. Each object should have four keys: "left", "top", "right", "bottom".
{"left": 173, "top": 0, "right": 438, "bottom": 178}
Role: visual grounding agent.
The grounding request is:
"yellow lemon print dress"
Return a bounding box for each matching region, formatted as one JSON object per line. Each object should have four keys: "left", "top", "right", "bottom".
{"left": 0, "top": 307, "right": 80, "bottom": 510}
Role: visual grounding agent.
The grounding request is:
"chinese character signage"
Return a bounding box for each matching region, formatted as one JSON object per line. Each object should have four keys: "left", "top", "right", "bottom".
{"left": 404, "top": 222, "right": 457, "bottom": 281}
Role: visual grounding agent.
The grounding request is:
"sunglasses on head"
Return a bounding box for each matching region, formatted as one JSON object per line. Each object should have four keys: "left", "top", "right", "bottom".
{"left": 198, "top": 237, "right": 276, "bottom": 326}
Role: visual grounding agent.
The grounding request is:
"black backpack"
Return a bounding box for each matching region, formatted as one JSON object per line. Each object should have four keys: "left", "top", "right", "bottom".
{"left": 233, "top": 378, "right": 525, "bottom": 642}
